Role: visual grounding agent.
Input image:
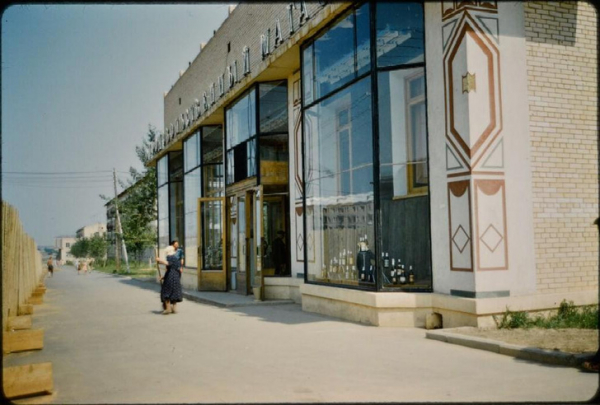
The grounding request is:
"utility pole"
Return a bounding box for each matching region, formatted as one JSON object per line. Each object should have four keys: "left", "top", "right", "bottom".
{"left": 113, "top": 169, "right": 121, "bottom": 271}
{"left": 113, "top": 168, "right": 130, "bottom": 273}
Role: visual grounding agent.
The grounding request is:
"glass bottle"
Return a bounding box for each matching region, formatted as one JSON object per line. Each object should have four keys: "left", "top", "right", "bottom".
{"left": 399, "top": 264, "right": 407, "bottom": 285}
{"left": 383, "top": 252, "right": 390, "bottom": 269}
{"left": 409, "top": 265, "right": 415, "bottom": 285}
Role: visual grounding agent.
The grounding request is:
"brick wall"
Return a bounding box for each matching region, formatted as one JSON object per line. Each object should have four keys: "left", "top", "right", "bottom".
{"left": 525, "top": 1, "right": 598, "bottom": 294}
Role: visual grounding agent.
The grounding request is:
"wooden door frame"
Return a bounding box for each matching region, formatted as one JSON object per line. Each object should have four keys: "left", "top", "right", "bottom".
{"left": 197, "top": 196, "right": 227, "bottom": 291}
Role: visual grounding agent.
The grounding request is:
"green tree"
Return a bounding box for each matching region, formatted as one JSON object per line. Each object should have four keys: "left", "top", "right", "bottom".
{"left": 101, "top": 125, "right": 158, "bottom": 262}
{"left": 70, "top": 238, "right": 90, "bottom": 258}
{"left": 88, "top": 234, "right": 108, "bottom": 263}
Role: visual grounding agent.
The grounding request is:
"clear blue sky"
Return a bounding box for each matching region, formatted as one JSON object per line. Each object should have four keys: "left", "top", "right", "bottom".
{"left": 2, "top": 4, "right": 231, "bottom": 246}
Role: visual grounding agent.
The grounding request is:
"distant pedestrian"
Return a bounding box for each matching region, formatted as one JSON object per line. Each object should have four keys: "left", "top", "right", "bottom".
{"left": 82, "top": 260, "right": 89, "bottom": 274}
{"left": 75, "top": 259, "right": 79, "bottom": 274}
{"left": 47, "top": 256, "right": 54, "bottom": 277}
{"left": 156, "top": 240, "right": 183, "bottom": 314}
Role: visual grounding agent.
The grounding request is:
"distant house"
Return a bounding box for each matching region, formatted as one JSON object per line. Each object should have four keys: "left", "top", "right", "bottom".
{"left": 76, "top": 222, "right": 107, "bottom": 239}
{"left": 54, "top": 236, "right": 77, "bottom": 263}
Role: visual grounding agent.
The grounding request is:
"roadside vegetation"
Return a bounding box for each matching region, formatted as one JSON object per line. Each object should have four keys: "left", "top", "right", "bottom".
{"left": 93, "top": 259, "right": 158, "bottom": 278}
{"left": 495, "top": 300, "right": 598, "bottom": 330}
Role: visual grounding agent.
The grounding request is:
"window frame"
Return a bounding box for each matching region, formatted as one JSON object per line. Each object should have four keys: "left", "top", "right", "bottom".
{"left": 300, "top": 1, "right": 432, "bottom": 293}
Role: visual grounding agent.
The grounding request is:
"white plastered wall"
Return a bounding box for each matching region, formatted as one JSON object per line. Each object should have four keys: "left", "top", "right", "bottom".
{"left": 425, "top": 2, "right": 536, "bottom": 297}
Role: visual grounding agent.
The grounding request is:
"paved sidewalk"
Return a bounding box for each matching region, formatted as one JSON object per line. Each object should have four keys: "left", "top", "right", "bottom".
{"left": 4, "top": 266, "right": 598, "bottom": 404}
{"left": 131, "top": 276, "right": 294, "bottom": 308}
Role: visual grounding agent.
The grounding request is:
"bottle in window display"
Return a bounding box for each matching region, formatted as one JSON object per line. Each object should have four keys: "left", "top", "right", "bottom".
{"left": 399, "top": 264, "right": 407, "bottom": 285}
{"left": 333, "top": 257, "right": 338, "bottom": 278}
{"left": 408, "top": 265, "right": 415, "bottom": 285}
{"left": 383, "top": 252, "right": 390, "bottom": 269}
{"left": 348, "top": 250, "right": 354, "bottom": 266}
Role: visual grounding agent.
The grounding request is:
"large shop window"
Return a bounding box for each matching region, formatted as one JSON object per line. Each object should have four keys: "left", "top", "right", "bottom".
{"left": 158, "top": 155, "right": 169, "bottom": 251}
{"left": 202, "top": 126, "right": 224, "bottom": 198}
{"left": 226, "top": 82, "right": 289, "bottom": 187}
{"left": 226, "top": 88, "right": 256, "bottom": 185}
{"left": 304, "top": 76, "right": 375, "bottom": 287}
{"left": 183, "top": 132, "right": 202, "bottom": 268}
{"left": 183, "top": 126, "right": 224, "bottom": 270}
{"left": 302, "top": 2, "right": 431, "bottom": 291}
{"left": 378, "top": 67, "right": 431, "bottom": 290}
{"left": 169, "top": 151, "right": 185, "bottom": 251}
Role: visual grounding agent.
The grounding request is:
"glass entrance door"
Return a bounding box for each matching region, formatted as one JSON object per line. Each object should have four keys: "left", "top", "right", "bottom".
{"left": 197, "top": 197, "right": 227, "bottom": 291}
{"left": 261, "top": 194, "right": 288, "bottom": 277}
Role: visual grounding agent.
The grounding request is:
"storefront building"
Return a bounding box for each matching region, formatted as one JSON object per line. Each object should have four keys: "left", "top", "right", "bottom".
{"left": 147, "top": 1, "right": 598, "bottom": 327}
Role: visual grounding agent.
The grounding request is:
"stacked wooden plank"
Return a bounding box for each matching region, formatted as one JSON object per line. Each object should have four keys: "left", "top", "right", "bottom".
{"left": 1, "top": 201, "right": 53, "bottom": 399}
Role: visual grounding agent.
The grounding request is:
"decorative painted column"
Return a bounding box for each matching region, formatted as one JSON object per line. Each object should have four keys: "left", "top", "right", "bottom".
{"left": 427, "top": 1, "right": 536, "bottom": 298}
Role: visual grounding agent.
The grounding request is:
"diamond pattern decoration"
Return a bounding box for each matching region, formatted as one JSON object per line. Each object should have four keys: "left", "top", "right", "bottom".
{"left": 296, "top": 233, "right": 304, "bottom": 253}
{"left": 452, "top": 225, "right": 470, "bottom": 254}
{"left": 480, "top": 224, "right": 503, "bottom": 252}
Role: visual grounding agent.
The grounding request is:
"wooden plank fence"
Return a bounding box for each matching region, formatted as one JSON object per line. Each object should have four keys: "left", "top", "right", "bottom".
{"left": 2, "top": 201, "right": 46, "bottom": 332}
{"left": 1, "top": 201, "right": 53, "bottom": 398}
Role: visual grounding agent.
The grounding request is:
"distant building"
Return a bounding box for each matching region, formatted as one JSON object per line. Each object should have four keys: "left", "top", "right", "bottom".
{"left": 54, "top": 236, "right": 77, "bottom": 263}
{"left": 76, "top": 222, "right": 106, "bottom": 239}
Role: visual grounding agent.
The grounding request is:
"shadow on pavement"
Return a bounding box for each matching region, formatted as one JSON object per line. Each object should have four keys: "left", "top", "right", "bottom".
{"left": 222, "top": 304, "right": 356, "bottom": 326}
{"left": 116, "top": 276, "right": 352, "bottom": 326}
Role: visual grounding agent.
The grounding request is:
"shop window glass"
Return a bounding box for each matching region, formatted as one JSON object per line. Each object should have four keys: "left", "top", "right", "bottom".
{"left": 260, "top": 134, "right": 289, "bottom": 163}
{"left": 304, "top": 76, "right": 375, "bottom": 287}
{"left": 303, "top": 4, "right": 371, "bottom": 104}
{"left": 203, "top": 164, "right": 224, "bottom": 198}
{"left": 157, "top": 155, "right": 168, "bottom": 186}
{"left": 227, "top": 150, "right": 235, "bottom": 185}
{"left": 355, "top": 3, "right": 371, "bottom": 77}
{"left": 376, "top": 2, "right": 424, "bottom": 67}
{"left": 377, "top": 67, "right": 431, "bottom": 290}
{"left": 201, "top": 199, "right": 223, "bottom": 270}
{"left": 184, "top": 167, "right": 201, "bottom": 268}
{"left": 226, "top": 89, "right": 256, "bottom": 149}
{"left": 259, "top": 81, "right": 288, "bottom": 134}
{"left": 202, "top": 126, "right": 223, "bottom": 164}
{"left": 184, "top": 132, "right": 200, "bottom": 172}
{"left": 302, "top": 45, "right": 314, "bottom": 105}
{"left": 237, "top": 197, "right": 246, "bottom": 273}
{"left": 169, "top": 151, "right": 184, "bottom": 182}
{"left": 247, "top": 138, "right": 257, "bottom": 178}
{"left": 158, "top": 185, "right": 169, "bottom": 249}
{"left": 169, "top": 181, "right": 184, "bottom": 249}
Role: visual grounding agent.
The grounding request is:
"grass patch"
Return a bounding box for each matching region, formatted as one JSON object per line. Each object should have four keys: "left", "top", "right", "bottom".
{"left": 93, "top": 260, "right": 158, "bottom": 278}
{"left": 495, "top": 300, "right": 598, "bottom": 330}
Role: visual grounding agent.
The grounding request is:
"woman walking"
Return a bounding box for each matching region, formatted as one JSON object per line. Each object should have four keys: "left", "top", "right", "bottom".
{"left": 156, "top": 240, "right": 183, "bottom": 314}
